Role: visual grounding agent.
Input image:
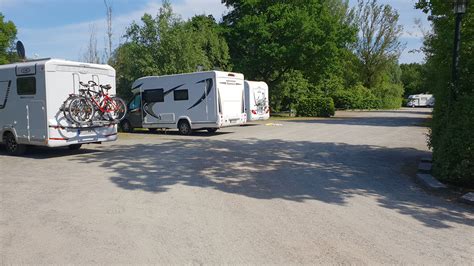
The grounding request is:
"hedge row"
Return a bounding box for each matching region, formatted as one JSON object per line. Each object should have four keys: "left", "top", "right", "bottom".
{"left": 331, "top": 84, "right": 403, "bottom": 110}
{"left": 297, "top": 97, "right": 335, "bottom": 117}
{"left": 430, "top": 93, "right": 474, "bottom": 187}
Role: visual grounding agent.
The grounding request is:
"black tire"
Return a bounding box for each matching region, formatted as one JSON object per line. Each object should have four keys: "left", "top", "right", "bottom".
{"left": 148, "top": 128, "right": 158, "bottom": 133}
{"left": 207, "top": 128, "right": 218, "bottom": 133}
{"left": 68, "top": 144, "right": 82, "bottom": 150}
{"left": 3, "top": 132, "right": 27, "bottom": 155}
{"left": 107, "top": 97, "right": 127, "bottom": 121}
{"left": 120, "top": 120, "right": 134, "bottom": 133}
{"left": 178, "top": 120, "right": 192, "bottom": 135}
{"left": 67, "top": 96, "right": 95, "bottom": 124}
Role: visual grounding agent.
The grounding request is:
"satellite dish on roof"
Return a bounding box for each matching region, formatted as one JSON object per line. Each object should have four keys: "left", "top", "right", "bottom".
{"left": 16, "top": 41, "right": 26, "bottom": 60}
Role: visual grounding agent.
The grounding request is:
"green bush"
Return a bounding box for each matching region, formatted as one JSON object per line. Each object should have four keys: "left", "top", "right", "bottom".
{"left": 332, "top": 84, "right": 380, "bottom": 110}
{"left": 332, "top": 90, "right": 353, "bottom": 110}
{"left": 430, "top": 93, "right": 474, "bottom": 187}
{"left": 297, "top": 97, "right": 335, "bottom": 117}
{"left": 372, "top": 83, "right": 404, "bottom": 109}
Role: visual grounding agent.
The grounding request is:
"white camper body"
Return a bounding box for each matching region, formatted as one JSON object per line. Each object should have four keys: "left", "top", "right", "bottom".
{"left": 127, "top": 71, "right": 247, "bottom": 134}
{"left": 0, "top": 59, "right": 118, "bottom": 151}
{"left": 244, "top": 81, "right": 270, "bottom": 121}
{"left": 407, "top": 94, "right": 435, "bottom": 107}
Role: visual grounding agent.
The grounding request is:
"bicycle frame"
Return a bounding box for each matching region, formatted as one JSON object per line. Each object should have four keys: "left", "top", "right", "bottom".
{"left": 82, "top": 87, "right": 120, "bottom": 114}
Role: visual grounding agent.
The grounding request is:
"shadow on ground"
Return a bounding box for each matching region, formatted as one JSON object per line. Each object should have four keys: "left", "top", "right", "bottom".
{"left": 0, "top": 145, "right": 101, "bottom": 159}
{"left": 287, "top": 116, "right": 429, "bottom": 127}
{"left": 125, "top": 130, "right": 233, "bottom": 137}
{"left": 69, "top": 139, "right": 473, "bottom": 229}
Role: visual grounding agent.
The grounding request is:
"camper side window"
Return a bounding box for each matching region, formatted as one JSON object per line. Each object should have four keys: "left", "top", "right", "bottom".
{"left": 143, "top": 89, "right": 164, "bottom": 103}
{"left": 174, "top": 89, "right": 188, "bottom": 101}
{"left": 17, "top": 77, "right": 36, "bottom": 95}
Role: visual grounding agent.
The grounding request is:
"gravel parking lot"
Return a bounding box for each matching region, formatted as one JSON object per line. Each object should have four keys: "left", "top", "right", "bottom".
{"left": 1, "top": 108, "right": 473, "bottom": 264}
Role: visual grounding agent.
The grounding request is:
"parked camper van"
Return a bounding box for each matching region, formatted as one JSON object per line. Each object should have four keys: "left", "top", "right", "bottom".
{"left": 0, "top": 59, "right": 118, "bottom": 155}
{"left": 244, "top": 81, "right": 270, "bottom": 121}
{"left": 407, "top": 94, "right": 435, "bottom": 107}
{"left": 122, "top": 71, "right": 247, "bottom": 134}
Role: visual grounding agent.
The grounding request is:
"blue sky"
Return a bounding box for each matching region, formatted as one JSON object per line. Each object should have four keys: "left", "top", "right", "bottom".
{"left": 0, "top": 0, "right": 429, "bottom": 64}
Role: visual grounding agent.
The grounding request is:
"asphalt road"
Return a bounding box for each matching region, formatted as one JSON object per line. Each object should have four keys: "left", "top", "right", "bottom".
{"left": 1, "top": 108, "right": 473, "bottom": 264}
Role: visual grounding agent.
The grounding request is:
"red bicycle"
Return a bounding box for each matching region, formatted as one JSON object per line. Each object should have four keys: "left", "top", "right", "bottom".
{"left": 65, "top": 80, "right": 126, "bottom": 124}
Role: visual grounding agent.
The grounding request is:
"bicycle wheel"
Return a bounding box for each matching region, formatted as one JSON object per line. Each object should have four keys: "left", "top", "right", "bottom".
{"left": 62, "top": 95, "right": 77, "bottom": 123}
{"left": 67, "top": 96, "right": 95, "bottom": 124}
{"left": 105, "top": 97, "right": 127, "bottom": 121}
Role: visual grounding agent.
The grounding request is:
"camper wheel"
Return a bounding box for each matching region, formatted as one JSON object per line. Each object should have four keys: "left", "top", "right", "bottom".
{"left": 68, "top": 144, "right": 82, "bottom": 150}
{"left": 3, "top": 132, "right": 27, "bottom": 155}
{"left": 120, "top": 120, "right": 133, "bottom": 133}
{"left": 207, "top": 128, "right": 218, "bottom": 134}
{"left": 178, "top": 120, "right": 192, "bottom": 135}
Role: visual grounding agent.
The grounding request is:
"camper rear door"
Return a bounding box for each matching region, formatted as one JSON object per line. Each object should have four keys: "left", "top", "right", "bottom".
{"left": 16, "top": 67, "right": 47, "bottom": 144}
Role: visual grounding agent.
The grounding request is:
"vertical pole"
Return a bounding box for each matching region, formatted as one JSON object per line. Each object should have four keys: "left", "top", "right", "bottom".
{"left": 452, "top": 13, "right": 463, "bottom": 100}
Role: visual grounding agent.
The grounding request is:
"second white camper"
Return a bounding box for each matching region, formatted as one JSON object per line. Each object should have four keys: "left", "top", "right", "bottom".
{"left": 244, "top": 81, "right": 270, "bottom": 121}
{"left": 123, "top": 71, "right": 247, "bottom": 134}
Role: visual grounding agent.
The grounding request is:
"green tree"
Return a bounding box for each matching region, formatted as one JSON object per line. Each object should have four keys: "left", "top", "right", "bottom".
{"left": 0, "top": 13, "right": 17, "bottom": 64}
{"left": 221, "top": 0, "right": 357, "bottom": 110}
{"left": 400, "top": 63, "right": 427, "bottom": 97}
{"left": 110, "top": 0, "right": 230, "bottom": 99}
{"left": 354, "top": 0, "right": 403, "bottom": 89}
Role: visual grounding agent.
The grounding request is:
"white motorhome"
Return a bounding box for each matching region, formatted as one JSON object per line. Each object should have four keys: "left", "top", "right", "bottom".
{"left": 0, "top": 59, "right": 118, "bottom": 155}
{"left": 407, "top": 93, "right": 435, "bottom": 107}
{"left": 123, "top": 71, "right": 247, "bottom": 134}
{"left": 244, "top": 80, "right": 270, "bottom": 121}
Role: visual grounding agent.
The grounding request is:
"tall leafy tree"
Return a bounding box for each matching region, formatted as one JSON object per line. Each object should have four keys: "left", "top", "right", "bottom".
{"left": 221, "top": 0, "right": 357, "bottom": 109}
{"left": 354, "top": 0, "right": 403, "bottom": 89}
{"left": 400, "top": 63, "right": 427, "bottom": 96}
{"left": 0, "top": 13, "right": 17, "bottom": 64}
{"left": 111, "top": 0, "right": 230, "bottom": 99}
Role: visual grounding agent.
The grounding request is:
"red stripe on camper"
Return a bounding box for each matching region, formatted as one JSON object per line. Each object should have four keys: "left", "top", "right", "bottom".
{"left": 49, "top": 137, "right": 68, "bottom": 141}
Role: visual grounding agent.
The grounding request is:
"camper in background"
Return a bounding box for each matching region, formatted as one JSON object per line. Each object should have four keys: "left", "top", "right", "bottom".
{"left": 244, "top": 81, "right": 270, "bottom": 121}
{"left": 0, "top": 59, "right": 118, "bottom": 155}
{"left": 407, "top": 94, "right": 435, "bottom": 107}
{"left": 121, "top": 71, "right": 247, "bottom": 135}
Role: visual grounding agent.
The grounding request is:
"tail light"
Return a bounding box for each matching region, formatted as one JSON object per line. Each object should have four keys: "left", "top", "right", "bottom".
{"left": 251, "top": 110, "right": 257, "bottom": 115}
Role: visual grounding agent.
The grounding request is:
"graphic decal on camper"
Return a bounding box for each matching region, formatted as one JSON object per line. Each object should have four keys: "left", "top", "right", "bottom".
{"left": 187, "top": 78, "right": 213, "bottom": 110}
{"left": 164, "top": 84, "right": 185, "bottom": 96}
{"left": 143, "top": 103, "right": 160, "bottom": 119}
{"left": 0, "top": 80, "right": 11, "bottom": 110}
{"left": 254, "top": 87, "right": 268, "bottom": 115}
{"left": 132, "top": 83, "right": 143, "bottom": 90}
{"left": 142, "top": 84, "right": 185, "bottom": 120}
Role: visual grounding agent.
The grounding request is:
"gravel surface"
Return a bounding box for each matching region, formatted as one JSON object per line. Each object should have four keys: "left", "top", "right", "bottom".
{"left": 1, "top": 108, "right": 473, "bottom": 264}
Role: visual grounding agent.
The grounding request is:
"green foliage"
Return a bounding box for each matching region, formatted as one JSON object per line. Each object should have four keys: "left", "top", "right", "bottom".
{"left": 0, "top": 13, "right": 17, "bottom": 64}
{"left": 371, "top": 83, "right": 404, "bottom": 109}
{"left": 400, "top": 63, "right": 427, "bottom": 97}
{"left": 416, "top": 0, "right": 474, "bottom": 187}
{"left": 271, "top": 70, "right": 313, "bottom": 112}
{"left": 222, "top": 0, "right": 357, "bottom": 107}
{"left": 110, "top": 1, "right": 230, "bottom": 99}
{"left": 332, "top": 84, "right": 379, "bottom": 110}
{"left": 297, "top": 96, "right": 335, "bottom": 117}
{"left": 354, "top": 0, "right": 403, "bottom": 90}
{"left": 429, "top": 95, "right": 474, "bottom": 187}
